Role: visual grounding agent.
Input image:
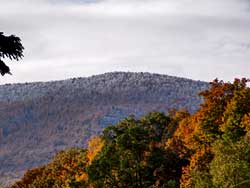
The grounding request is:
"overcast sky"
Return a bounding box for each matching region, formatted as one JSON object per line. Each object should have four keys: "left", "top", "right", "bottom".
{"left": 0, "top": 0, "right": 250, "bottom": 84}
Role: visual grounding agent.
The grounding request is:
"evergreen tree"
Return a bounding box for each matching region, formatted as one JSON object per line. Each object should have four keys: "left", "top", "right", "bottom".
{"left": 0, "top": 32, "right": 24, "bottom": 75}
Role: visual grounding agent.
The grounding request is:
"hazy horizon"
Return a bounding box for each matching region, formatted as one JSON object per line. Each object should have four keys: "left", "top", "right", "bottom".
{"left": 1, "top": 0, "right": 250, "bottom": 84}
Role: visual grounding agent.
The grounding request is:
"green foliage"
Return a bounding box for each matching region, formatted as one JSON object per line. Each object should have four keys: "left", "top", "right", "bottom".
{"left": 87, "top": 112, "right": 185, "bottom": 188}
{"left": 190, "top": 170, "right": 213, "bottom": 188}
{"left": 210, "top": 134, "right": 250, "bottom": 188}
{"left": 221, "top": 87, "right": 250, "bottom": 141}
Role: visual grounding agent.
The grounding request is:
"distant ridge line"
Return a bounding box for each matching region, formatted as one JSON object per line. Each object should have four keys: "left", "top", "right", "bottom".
{"left": 0, "top": 71, "right": 206, "bottom": 86}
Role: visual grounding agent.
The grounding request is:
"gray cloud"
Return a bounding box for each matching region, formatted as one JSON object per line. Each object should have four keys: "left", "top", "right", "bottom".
{"left": 0, "top": 0, "right": 250, "bottom": 84}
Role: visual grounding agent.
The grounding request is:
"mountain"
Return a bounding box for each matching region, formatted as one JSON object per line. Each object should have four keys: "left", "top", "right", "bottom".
{"left": 0, "top": 72, "right": 209, "bottom": 186}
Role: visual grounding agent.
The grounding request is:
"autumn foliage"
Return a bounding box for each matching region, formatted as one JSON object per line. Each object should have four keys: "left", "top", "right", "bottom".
{"left": 12, "top": 78, "right": 250, "bottom": 188}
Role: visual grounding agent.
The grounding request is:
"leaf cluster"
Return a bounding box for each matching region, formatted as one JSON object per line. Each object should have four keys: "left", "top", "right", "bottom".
{"left": 0, "top": 32, "right": 24, "bottom": 75}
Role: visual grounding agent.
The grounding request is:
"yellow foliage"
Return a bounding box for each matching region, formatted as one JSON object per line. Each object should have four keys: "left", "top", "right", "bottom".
{"left": 75, "top": 172, "right": 88, "bottom": 182}
{"left": 241, "top": 113, "right": 250, "bottom": 132}
{"left": 87, "top": 136, "right": 104, "bottom": 165}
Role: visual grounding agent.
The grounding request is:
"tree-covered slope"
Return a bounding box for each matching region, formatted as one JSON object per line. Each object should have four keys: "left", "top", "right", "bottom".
{"left": 0, "top": 72, "right": 208, "bottom": 186}
{"left": 12, "top": 78, "right": 250, "bottom": 188}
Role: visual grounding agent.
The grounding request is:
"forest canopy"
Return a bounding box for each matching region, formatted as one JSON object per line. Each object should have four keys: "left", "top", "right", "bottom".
{"left": 12, "top": 78, "right": 250, "bottom": 188}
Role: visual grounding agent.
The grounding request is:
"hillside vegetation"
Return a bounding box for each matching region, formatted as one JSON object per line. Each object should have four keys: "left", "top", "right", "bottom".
{"left": 0, "top": 72, "right": 208, "bottom": 186}
{"left": 12, "top": 78, "right": 250, "bottom": 188}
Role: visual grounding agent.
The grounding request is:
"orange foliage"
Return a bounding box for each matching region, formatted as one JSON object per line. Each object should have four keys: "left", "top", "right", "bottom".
{"left": 180, "top": 146, "right": 212, "bottom": 187}
{"left": 87, "top": 136, "right": 104, "bottom": 165}
{"left": 241, "top": 113, "right": 250, "bottom": 132}
{"left": 167, "top": 78, "right": 250, "bottom": 187}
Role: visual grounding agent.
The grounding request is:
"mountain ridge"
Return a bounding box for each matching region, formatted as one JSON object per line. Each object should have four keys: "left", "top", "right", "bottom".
{"left": 0, "top": 72, "right": 209, "bottom": 186}
{"left": 0, "top": 72, "right": 205, "bottom": 102}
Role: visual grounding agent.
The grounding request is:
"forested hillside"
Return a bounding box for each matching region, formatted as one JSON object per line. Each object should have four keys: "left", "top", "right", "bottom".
{"left": 12, "top": 78, "right": 250, "bottom": 188}
{"left": 0, "top": 72, "right": 208, "bottom": 186}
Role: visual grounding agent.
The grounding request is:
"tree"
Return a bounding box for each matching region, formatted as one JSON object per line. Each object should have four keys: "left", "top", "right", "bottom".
{"left": 12, "top": 148, "right": 88, "bottom": 188}
{"left": 210, "top": 134, "right": 250, "bottom": 188}
{"left": 167, "top": 78, "right": 250, "bottom": 187}
{"left": 0, "top": 32, "right": 24, "bottom": 75}
{"left": 87, "top": 113, "right": 186, "bottom": 188}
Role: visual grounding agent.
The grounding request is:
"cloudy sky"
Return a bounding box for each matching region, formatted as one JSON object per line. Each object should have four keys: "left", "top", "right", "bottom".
{"left": 0, "top": 0, "right": 250, "bottom": 84}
